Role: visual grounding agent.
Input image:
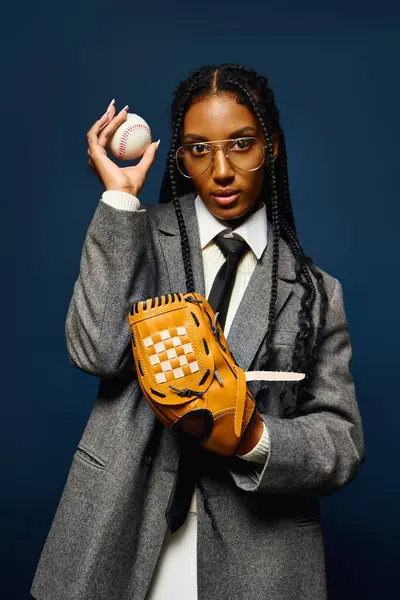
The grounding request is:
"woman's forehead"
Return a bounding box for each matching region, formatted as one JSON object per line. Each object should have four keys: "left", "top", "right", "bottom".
{"left": 182, "top": 93, "right": 260, "bottom": 140}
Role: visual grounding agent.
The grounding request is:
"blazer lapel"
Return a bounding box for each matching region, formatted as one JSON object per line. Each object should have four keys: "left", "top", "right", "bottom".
{"left": 157, "top": 195, "right": 296, "bottom": 371}
{"left": 226, "top": 231, "right": 296, "bottom": 371}
{"left": 157, "top": 193, "right": 206, "bottom": 297}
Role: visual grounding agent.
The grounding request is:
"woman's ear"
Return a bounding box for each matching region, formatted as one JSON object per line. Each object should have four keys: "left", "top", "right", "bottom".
{"left": 271, "top": 132, "right": 279, "bottom": 162}
{"left": 263, "top": 132, "right": 279, "bottom": 166}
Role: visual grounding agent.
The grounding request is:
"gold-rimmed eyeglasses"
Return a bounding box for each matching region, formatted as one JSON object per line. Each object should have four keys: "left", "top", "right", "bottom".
{"left": 175, "top": 137, "right": 268, "bottom": 179}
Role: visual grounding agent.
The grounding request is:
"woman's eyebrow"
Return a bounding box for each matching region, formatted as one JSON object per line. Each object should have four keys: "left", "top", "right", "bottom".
{"left": 183, "top": 133, "right": 208, "bottom": 142}
{"left": 229, "top": 126, "right": 257, "bottom": 138}
{"left": 183, "top": 126, "right": 257, "bottom": 142}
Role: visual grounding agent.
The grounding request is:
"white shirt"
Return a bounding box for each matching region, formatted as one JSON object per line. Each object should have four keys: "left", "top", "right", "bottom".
{"left": 194, "top": 194, "right": 267, "bottom": 337}
{"left": 100, "top": 190, "right": 271, "bottom": 600}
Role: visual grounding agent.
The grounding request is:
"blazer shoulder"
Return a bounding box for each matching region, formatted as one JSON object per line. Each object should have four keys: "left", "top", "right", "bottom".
{"left": 278, "top": 234, "right": 340, "bottom": 301}
{"left": 310, "top": 264, "right": 341, "bottom": 300}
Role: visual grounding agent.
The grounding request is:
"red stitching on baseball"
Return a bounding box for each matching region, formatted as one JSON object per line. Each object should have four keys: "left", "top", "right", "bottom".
{"left": 117, "top": 123, "right": 152, "bottom": 160}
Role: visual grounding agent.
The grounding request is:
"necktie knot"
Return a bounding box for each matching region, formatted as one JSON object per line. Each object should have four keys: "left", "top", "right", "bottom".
{"left": 213, "top": 232, "right": 248, "bottom": 259}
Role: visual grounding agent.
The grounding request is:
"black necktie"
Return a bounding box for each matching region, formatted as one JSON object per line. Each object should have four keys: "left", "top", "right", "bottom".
{"left": 207, "top": 233, "right": 249, "bottom": 331}
{"left": 165, "top": 232, "right": 248, "bottom": 534}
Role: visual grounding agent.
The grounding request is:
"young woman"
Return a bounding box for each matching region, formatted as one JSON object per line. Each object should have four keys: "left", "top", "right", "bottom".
{"left": 31, "top": 63, "right": 365, "bottom": 600}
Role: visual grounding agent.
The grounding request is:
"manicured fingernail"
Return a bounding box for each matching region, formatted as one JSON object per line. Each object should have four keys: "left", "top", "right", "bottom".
{"left": 156, "top": 139, "right": 161, "bottom": 149}
{"left": 122, "top": 104, "right": 129, "bottom": 112}
{"left": 102, "top": 98, "right": 115, "bottom": 118}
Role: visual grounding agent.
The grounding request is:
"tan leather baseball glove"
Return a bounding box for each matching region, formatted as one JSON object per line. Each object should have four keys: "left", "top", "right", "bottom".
{"left": 128, "top": 291, "right": 304, "bottom": 456}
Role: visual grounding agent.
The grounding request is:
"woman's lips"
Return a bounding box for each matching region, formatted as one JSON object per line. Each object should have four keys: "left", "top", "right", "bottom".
{"left": 211, "top": 192, "right": 241, "bottom": 206}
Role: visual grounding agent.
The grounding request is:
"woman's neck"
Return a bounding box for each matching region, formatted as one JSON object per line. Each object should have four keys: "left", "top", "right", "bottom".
{"left": 216, "top": 200, "right": 263, "bottom": 230}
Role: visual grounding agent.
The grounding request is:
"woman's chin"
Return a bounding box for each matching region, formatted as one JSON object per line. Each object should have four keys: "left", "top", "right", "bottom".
{"left": 208, "top": 199, "right": 245, "bottom": 220}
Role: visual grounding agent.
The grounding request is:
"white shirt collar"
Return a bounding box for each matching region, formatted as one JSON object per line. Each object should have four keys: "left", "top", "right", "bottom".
{"left": 194, "top": 194, "right": 268, "bottom": 260}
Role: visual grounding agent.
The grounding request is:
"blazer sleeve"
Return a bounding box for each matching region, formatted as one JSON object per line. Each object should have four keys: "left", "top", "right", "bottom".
{"left": 65, "top": 198, "right": 158, "bottom": 378}
{"left": 229, "top": 277, "right": 365, "bottom": 496}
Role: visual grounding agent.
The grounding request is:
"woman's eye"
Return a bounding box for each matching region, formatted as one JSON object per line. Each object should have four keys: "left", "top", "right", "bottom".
{"left": 190, "top": 144, "right": 210, "bottom": 156}
{"left": 231, "top": 138, "right": 252, "bottom": 151}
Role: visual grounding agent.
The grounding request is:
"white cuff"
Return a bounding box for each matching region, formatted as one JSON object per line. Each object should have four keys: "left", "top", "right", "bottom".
{"left": 101, "top": 190, "right": 141, "bottom": 211}
{"left": 237, "top": 422, "right": 270, "bottom": 464}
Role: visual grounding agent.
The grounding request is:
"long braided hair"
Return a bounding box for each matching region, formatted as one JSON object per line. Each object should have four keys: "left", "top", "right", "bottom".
{"left": 158, "top": 63, "right": 329, "bottom": 418}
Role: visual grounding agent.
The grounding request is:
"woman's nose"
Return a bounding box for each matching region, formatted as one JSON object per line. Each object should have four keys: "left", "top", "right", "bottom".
{"left": 212, "top": 147, "right": 235, "bottom": 180}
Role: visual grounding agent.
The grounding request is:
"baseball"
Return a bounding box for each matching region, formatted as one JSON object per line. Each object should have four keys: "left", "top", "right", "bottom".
{"left": 107, "top": 113, "right": 152, "bottom": 161}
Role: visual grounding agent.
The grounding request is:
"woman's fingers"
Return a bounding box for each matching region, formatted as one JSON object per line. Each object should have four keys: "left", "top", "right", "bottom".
{"left": 135, "top": 140, "right": 160, "bottom": 177}
{"left": 99, "top": 99, "right": 116, "bottom": 131}
{"left": 87, "top": 113, "right": 109, "bottom": 156}
{"left": 86, "top": 100, "right": 120, "bottom": 153}
{"left": 98, "top": 105, "right": 129, "bottom": 146}
{"left": 87, "top": 106, "right": 126, "bottom": 167}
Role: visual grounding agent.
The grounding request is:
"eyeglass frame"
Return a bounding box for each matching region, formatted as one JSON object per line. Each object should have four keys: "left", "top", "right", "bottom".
{"left": 175, "top": 136, "right": 269, "bottom": 179}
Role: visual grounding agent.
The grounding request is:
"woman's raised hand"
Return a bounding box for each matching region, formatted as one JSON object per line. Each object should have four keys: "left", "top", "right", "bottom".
{"left": 87, "top": 100, "right": 160, "bottom": 197}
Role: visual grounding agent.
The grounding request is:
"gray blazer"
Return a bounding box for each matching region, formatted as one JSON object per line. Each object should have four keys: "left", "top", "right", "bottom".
{"left": 31, "top": 193, "right": 364, "bottom": 600}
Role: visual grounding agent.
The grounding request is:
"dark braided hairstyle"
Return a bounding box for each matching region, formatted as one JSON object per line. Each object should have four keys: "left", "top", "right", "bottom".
{"left": 158, "top": 63, "right": 329, "bottom": 418}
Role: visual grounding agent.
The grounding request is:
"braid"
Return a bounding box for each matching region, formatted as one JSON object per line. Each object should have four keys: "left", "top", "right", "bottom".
{"left": 278, "top": 132, "right": 297, "bottom": 235}
{"left": 158, "top": 62, "right": 330, "bottom": 417}
{"left": 278, "top": 216, "right": 317, "bottom": 416}
{"left": 168, "top": 103, "right": 195, "bottom": 292}
{"left": 279, "top": 215, "right": 316, "bottom": 366}
{"left": 303, "top": 257, "right": 329, "bottom": 373}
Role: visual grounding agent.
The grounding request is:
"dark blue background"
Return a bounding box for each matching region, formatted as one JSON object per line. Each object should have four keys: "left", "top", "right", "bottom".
{"left": 2, "top": 1, "right": 399, "bottom": 598}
